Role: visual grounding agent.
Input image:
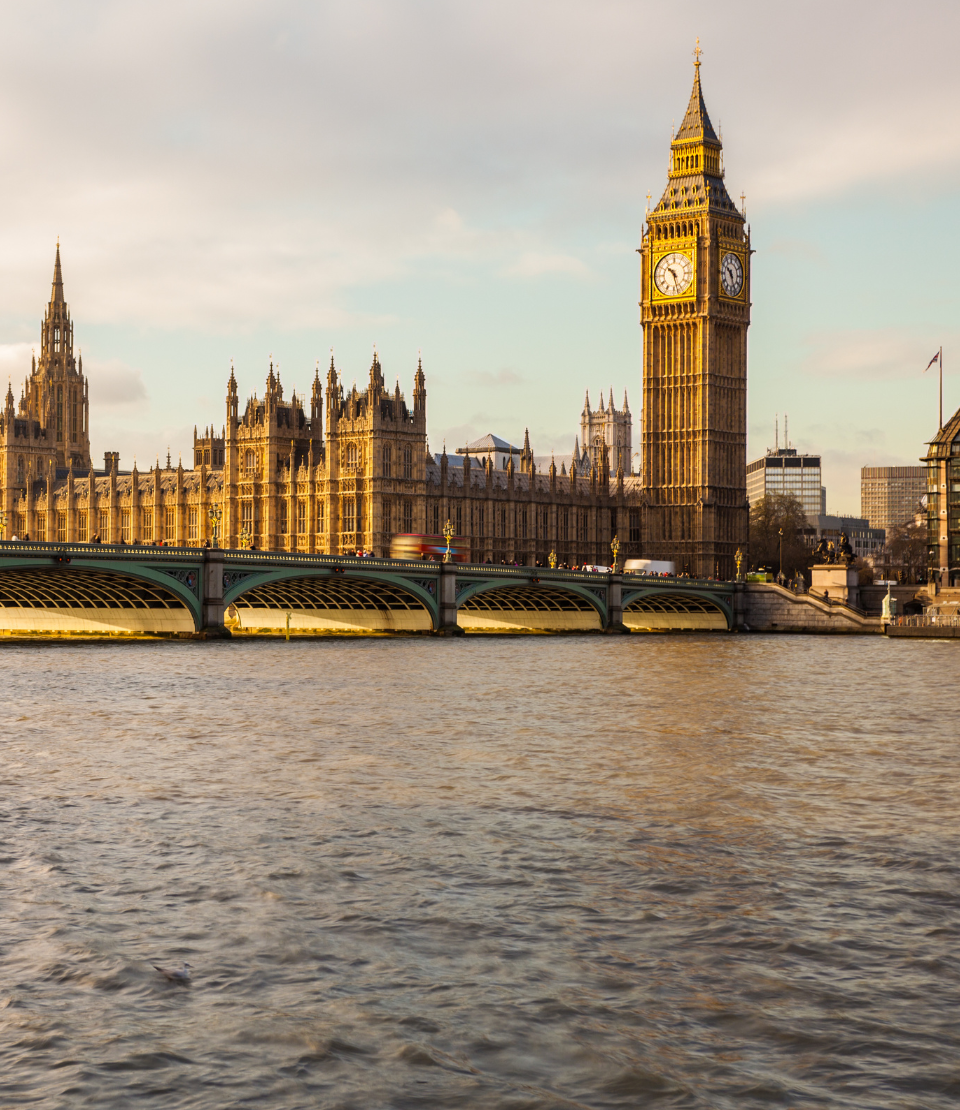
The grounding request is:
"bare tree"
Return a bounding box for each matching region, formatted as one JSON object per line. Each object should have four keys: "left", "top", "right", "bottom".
{"left": 748, "top": 494, "right": 811, "bottom": 578}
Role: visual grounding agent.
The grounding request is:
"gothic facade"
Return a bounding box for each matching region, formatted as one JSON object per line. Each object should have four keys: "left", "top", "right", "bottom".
{"left": 0, "top": 56, "right": 748, "bottom": 575}
{"left": 639, "top": 54, "right": 750, "bottom": 578}
{"left": 0, "top": 251, "right": 643, "bottom": 567}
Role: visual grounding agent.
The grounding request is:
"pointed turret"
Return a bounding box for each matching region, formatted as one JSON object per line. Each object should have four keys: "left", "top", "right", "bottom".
{"left": 609, "top": 387, "right": 615, "bottom": 411}
{"left": 675, "top": 50, "right": 718, "bottom": 143}
{"left": 583, "top": 390, "right": 591, "bottom": 414}
{"left": 652, "top": 46, "right": 736, "bottom": 215}
{"left": 413, "top": 355, "right": 426, "bottom": 413}
{"left": 50, "top": 241, "right": 65, "bottom": 305}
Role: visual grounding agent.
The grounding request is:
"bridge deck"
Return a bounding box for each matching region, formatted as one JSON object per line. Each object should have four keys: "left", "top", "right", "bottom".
{"left": 0, "top": 542, "right": 736, "bottom": 635}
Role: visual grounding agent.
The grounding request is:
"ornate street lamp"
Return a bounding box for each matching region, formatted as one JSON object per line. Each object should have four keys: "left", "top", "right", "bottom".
{"left": 778, "top": 527, "right": 784, "bottom": 586}
{"left": 735, "top": 547, "right": 744, "bottom": 581}
{"left": 0, "top": 508, "right": 6, "bottom": 541}
{"left": 610, "top": 534, "right": 620, "bottom": 573}
{"left": 208, "top": 505, "right": 222, "bottom": 548}
{"left": 239, "top": 526, "right": 252, "bottom": 550}
{"left": 548, "top": 549, "right": 557, "bottom": 569}
{"left": 442, "top": 518, "right": 455, "bottom": 563}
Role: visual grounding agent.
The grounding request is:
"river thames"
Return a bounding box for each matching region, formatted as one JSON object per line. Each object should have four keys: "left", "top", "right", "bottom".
{"left": 1, "top": 635, "right": 958, "bottom": 1108}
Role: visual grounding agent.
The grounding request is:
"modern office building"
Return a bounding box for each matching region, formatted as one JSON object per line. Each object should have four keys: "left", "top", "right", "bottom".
{"left": 860, "top": 466, "right": 926, "bottom": 537}
{"left": 746, "top": 448, "right": 823, "bottom": 519}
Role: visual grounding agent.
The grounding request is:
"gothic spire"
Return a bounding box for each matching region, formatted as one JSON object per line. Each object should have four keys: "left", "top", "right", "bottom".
{"left": 50, "top": 241, "right": 64, "bottom": 305}
{"left": 675, "top": 46, "right": 718, "bottom": 143}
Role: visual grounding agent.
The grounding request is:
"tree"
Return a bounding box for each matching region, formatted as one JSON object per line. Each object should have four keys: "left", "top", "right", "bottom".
{"left": 885, "top": 519, "right": 928, "bottom": 583}
{"left": 748, "top": 494, "right": 811, "bottom": 579}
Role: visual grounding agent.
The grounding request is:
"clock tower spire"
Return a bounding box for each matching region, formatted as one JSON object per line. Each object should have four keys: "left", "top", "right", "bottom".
{"left": 639, "top": 49, "right": 750, "bottom": 578}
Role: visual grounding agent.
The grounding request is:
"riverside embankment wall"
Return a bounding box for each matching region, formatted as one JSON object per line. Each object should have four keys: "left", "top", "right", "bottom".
{"left": 740, "top": 583, "right": 882, "bottom": 634}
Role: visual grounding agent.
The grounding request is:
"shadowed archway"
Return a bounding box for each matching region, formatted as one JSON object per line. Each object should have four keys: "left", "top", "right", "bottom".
{"left": 0, "top": 567, "right": 195, "bottom": 632}
{"left": 456, "top": 582, "right": 604, "bottom": 631}
{"left": 623, "top": 591, "right": 729, "bottom": 631}
{"left": 230, "top": 573, "right": 434, "bottom": 632}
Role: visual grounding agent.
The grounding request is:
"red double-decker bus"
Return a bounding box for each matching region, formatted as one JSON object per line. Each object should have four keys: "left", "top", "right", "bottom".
{"left": 389, "top": 534, "right": 469, "bottom": 562}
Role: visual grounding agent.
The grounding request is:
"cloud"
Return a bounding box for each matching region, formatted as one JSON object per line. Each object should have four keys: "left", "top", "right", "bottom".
{"left": 0, "top": 343, "right": 33, "bottom": 385}
{"left": 766, "top": 239, "right": 826, "bottom": 265}
{"left": 505, "top": 252, "right": 593, "bottom": 280}
{"left": 85, "top": 359, "right": 148, "bottom": 407}
{"left": 797, "top": 329, "right": 957, "bottom": 382}
{"left": 470, "top": 367, "right": 523, "bottom": 387}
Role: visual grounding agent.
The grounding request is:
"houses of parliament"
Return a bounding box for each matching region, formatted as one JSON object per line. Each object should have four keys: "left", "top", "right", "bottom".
{"left": 0, "top": 57, "right": 749, "bottom": 576}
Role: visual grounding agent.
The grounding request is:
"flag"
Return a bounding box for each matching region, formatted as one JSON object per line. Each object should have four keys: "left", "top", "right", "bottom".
{"left": 924, "top": 351, "right": 941, "bottom": 372}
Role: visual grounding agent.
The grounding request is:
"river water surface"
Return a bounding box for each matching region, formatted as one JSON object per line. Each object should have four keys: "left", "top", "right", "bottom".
{"left": 1, "top": 635, "right": 959, "bottom": 1108}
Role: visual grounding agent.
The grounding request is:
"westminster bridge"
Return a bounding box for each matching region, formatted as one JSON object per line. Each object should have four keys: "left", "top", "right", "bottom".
{"left": 0, "top": 542, "right": 743, "bottom": 635}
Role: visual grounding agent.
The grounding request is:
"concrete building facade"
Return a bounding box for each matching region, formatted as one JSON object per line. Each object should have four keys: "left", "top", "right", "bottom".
{"left": 747, "top": 448, "right": 823, "bottom": 519}
{"left": 860, "top": 465, "right": 926, "bottom": 537}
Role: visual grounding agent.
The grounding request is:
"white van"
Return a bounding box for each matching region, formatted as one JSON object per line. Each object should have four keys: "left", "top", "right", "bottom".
{"left": 623, "top": 558, "right": 676, "bottom": 576}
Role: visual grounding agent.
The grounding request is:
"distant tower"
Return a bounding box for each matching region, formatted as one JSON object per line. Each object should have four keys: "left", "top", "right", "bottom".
{"left": 639, "top": 46, "right": 750, "bottom": 577}
{"left": 30, "top": 244, "right": 92, "bottom": 469}
{"left": 581, "top": 388, "right": 632, "bottom": 477}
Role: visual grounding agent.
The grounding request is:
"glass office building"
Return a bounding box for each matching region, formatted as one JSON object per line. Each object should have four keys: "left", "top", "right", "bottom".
{"left": 746, "top": 449, "right": 823, "bottom": 519}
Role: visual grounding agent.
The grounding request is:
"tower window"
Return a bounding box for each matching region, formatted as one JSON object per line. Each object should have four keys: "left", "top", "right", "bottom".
{"left": 53, "top": 327, "right": 60, "bottom": 352}
{"left": 403, "top": 446, "right": 412, "bottom": 480}
{"left": 383, "top": 445, "right": 392, "bottom": 478}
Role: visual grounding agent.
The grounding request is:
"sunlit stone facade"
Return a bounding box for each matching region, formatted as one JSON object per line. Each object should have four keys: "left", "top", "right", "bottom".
{"left": 0, "top": 251, "right": 645, "bottom": 566}
{"left": 638, "top": 57, "right": 750, "bottom": 577}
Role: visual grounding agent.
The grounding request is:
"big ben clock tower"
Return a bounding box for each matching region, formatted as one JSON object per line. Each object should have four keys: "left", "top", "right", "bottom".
{"left": 639, "top": 46, "right": 750, "bottom": 578}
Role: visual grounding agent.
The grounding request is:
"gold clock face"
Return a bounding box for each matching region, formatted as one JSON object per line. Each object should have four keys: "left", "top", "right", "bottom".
{"left": 720, "top": 251, "right": 744, "bottom": 296}
{"left": 654, "top": 252, "right": 693, "bottom": 296}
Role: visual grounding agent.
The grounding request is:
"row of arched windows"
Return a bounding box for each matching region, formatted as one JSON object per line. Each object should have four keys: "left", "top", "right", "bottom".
{"left": 654, "top": 222, "right": 699, "bottom": 241}
{"left": 673, "top": 152, "right": 700, "bottom": 172}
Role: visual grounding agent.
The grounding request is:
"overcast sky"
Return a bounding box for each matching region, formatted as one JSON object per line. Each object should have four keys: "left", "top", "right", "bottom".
{"left": 0, "top": 0, "right": 957, "bottom": 512}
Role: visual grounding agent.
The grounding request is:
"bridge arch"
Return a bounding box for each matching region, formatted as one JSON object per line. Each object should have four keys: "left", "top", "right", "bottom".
{"left": 622, "top": 588, "right": 732, "bottom": 631}
{"left": 0, "top": 562, "right": 198, "bottom": 633}
{"left": 455, "top": 579, "right": 606, "bottom": 632}
{"left": 224, "top": 568, "right": 438, "bottom": 633}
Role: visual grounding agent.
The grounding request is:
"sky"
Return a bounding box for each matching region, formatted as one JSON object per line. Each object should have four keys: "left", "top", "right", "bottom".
{"left": 0, "top": 0, "right": 958, "bottom": 513}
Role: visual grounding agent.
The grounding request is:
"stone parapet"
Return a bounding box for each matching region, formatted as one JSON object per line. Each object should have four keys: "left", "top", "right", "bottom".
{"left": 742, "top": 582, "right": 881, "bottom": 634}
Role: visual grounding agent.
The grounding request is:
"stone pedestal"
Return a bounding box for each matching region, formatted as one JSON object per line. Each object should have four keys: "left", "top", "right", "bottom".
{"left": 811, "top": 564, "right": 859, "bottom": 609}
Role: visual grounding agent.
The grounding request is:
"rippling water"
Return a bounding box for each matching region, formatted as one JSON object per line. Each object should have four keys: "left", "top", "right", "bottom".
{"left": 2, "top": 635, "right": 959, "bottom": 1108}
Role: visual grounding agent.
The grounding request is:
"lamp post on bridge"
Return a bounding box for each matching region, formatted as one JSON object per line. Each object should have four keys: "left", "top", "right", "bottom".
{"left": 548, "top": 549, "right": 557, "bottom": 569}
{"left": 778, "top": 528, "right": 784, "bottom": 586}
{"left": 442, "top": 518, "right": 455, "bottom": 563}
{"left": 208, "top": 505, "right": 222, "bottom": 549}
{"left": 0, "top": 509, "right": 6, "bottom": 542}
{"left": 610, "top": 534, "right": 620, "bottom": 574}
{"left": 239, "top": 526, "right": 252, "bottom": 550}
